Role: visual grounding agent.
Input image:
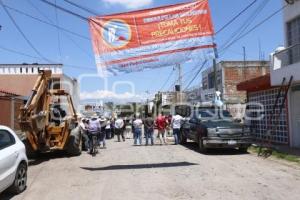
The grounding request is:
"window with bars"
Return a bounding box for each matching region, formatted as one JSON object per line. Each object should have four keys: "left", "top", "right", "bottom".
{"left": 248, "top": 88, "right": 289, "bottom": 144}
{"left": 287, "top": 15, "right": 300, "bottom": 65}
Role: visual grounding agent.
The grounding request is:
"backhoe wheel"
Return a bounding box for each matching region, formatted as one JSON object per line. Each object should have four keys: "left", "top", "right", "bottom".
{"left": 198, "top": 137, "right": 207, "bottom": 154}
{"left": 66, "top": 127, "right": 82, "bottom": 156}
{"left": 23, "top": 139, "right": 39, "bottom": 159}
{"left": 8, "top": 162, "right": 27, "bottom": 194}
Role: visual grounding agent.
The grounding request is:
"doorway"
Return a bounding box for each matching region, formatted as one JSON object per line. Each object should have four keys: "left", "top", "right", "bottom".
{"left": 291, "top": 86, "right": 300, "bottom": 148}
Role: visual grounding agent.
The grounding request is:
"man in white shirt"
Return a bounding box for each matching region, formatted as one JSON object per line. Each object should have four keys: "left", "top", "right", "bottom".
{"left": 172, "top": 113, "right": 183, "bottom": 145}
{"left": 133, "top": 115, "right": 143, "bottom": 145}
{"left": 115, "top": 117, "right": 125, "bottom": 142}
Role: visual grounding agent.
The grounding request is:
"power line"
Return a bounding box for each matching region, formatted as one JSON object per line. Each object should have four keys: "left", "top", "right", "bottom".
{"left": 39, "top": 0, "right": 100, "bottom": 27}
{"left": 181, "top": 3, "right": 286, "bottom": 90}
{"left": 184, "top": 60, "right": 208, "bottom": 91}
{"left": 4, "top": 4, "right": 90, "bottom": 40}
{"left": 25, "top": 0, "right": 94, "bottom": 60}
{"left": 0, "top": 0, "right": 53, "bottom": 63}
{"left": 0, "top": 44, "right": 96, "bottom": 71}
{"left": 63, "top": 0, "right": 99, "bottom": 16}
{"left": 163, "top": 0, "right": 259, "bottom": 92}
{"left": 39, "top": 0, "right": 88, "bottom": 21}
{"left": 219, "top": 4, "right": 287, "bottom": 56}
{"left": 39, "top": 0, "right": 122, "bottom": 34}
{"left": 181, "top": 2, "right": 286, "bottom": 91}
{"left": 54, "top": 0, "right": 63, "bottom": 62}
{"left": 219, "top": 0, "right": 270, "bottom": 53}
{"left": 0, "top": 45, "right": 43, "bottom": 60}
{"left": 215, "top": 0, "right": 257, "bottom": 35}
{"left": 160, "top": 68, "right": 175, "bottom": 92}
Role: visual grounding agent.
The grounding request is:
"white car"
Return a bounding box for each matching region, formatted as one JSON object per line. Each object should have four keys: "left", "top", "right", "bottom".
{"left": 0, "top": 126, "right": 28, "bottom": 194}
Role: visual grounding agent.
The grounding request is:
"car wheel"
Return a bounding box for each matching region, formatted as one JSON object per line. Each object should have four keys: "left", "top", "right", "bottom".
{"left": 198, "top": 137, "right": 207, "bottom": 153}
{"left": 9, "top": 162, "right": 27, "bottom": 194}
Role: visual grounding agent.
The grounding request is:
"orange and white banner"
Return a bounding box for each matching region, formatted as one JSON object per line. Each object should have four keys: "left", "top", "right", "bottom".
{"left": 89, "top": 0, "right": 215, "bottom": 75}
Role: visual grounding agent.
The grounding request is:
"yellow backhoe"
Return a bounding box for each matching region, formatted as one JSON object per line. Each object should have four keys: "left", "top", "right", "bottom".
{"left": 19, "top": 70, "right": 82, "bottom": 157}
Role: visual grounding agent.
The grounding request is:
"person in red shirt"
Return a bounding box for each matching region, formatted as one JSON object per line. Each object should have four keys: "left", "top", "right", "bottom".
{"left": 155, "top": 113, "right": 168, "bottom": 145}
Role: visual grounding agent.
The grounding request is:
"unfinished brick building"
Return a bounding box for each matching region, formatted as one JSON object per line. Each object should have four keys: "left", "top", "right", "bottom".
{"left": 201, "top": 61, "right": 270, "bottom": 118}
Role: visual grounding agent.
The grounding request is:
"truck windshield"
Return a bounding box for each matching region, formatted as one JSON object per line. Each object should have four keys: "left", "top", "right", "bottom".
{"left": 198, "top": 109, "right": 233, "bottom": 120}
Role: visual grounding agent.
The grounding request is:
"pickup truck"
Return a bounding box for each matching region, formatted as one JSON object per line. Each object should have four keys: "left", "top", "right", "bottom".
{"left": 180, "top": 107, "right": 252, "bottom": 153}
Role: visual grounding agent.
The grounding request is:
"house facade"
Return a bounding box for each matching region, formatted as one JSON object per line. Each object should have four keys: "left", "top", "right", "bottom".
{"left": 0, "top": 63, "right": 80, "bottom": 108}
{"left": 269, "top": 0, "right": 300, "bottom": 148}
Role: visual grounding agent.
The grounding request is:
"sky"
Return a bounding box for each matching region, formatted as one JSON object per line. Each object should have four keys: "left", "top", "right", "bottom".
{"left": 0, "top": 0, "right": 284, "bottom": 103}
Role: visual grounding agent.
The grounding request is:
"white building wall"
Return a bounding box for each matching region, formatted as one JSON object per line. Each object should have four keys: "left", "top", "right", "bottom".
{"left": 271, "top": 1, "right": 300, "bottom": 86}
{"left": 0, "top": 64, "right": 63, "bottom": 75}
{"left": 283, "top": 0, "right": 300, "bottom": 46}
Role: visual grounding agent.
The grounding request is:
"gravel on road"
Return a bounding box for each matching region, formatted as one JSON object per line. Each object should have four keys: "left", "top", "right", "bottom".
{"left": 2, "top": 137, "right": 300, "bottom": 200}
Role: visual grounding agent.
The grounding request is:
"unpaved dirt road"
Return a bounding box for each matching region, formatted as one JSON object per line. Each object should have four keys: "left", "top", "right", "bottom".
{"left": 2, "top": 137, "right": 300, "bottom": 200}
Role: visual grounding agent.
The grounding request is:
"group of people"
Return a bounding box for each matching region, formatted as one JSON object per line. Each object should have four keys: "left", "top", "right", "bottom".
{"left": 79, "top": 112, "right": 184, "bottom": 154}
{"left": 143, "top": 112, "right": 183, "bottom": 146}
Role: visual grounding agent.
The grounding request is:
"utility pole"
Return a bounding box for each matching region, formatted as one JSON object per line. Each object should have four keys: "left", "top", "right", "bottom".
{"left": 176, "top": 63, "right": 182, "bottom": 91}
{"left": 213, "top": 46, "right": 219, "bottom": 92}
{"left": 243, "top": 46, "right": 246, "bottom": 64}
{"left": 176, "top": 63, "right": 182, "bottom": 103}
{"left": 213, "top": 58, "right": 217, "bottom": 91}
{"left": 243, "top": 46, "right": 247, "bottom": 79}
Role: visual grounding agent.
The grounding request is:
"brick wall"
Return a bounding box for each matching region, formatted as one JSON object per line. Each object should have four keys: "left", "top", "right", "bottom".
{"left": 223, "top": 63, "right": 269, "bottom": 103}
{"left": 0, "top": 96, "right": 24, "bottom": 130}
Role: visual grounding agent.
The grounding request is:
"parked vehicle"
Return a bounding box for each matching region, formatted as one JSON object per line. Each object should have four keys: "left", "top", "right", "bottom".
{"left": 0, "top": 126, "right": 28, "bottom": 194}
{"left": 19, "top": 70, "right": 81, "bottom": 158}
{"left": 180, "top": 107, "right": 252, "bottom": 153}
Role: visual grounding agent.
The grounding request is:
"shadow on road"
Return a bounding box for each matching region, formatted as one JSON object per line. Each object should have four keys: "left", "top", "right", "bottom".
{"left": 28, "top": 151, "right": 73, "bottom": 166}
{"left": 0, "top": 192, "right": 15, "bottom": 200}
{"left": 81, "top": 161, "right": 198, "bottom": 171}
{"left": 182, "top": 142, "right": 250, "bottom": 156}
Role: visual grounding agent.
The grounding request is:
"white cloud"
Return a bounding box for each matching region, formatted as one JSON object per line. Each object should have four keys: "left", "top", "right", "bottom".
{"left": 80, "top": 90, "right": 151, "bottom": 103}
{"left": 102, "top": 0, "right": 153, "bottom": 9}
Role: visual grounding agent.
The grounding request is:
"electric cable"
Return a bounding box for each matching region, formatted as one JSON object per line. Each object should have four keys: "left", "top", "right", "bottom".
{"left": 0, "top": 45, "right": 43, "bottom": 60}
{"left": 3, "top": 4, "right": 90, "bottom": 40}
{"left": 183, "top": 2, "right": 286, "bottom": 91}
{"left": 39, "top": 0, "right": 108, "bottom": 32}
{"left": 0, "top": 0, "right": 53, "bottom": 63}
{"left": 219, "top": 4, "right": 287, "bottom": 56}
{"left": 184, "top": 60, "right": 208, "bottom": 91}
{"left": 160, "top": 68, "right": 175, "bottom": 92}
{"left": 63, "top": 0, "right": 100, "bottom": 16}
{"left": 219, "top": 0, "right": 270, "bottom": 51}
{"left": 26, "top": 0, "right": 94, "bottom": 60}
{"left": 215, "top": 0, "right": 257, "bottom": 35}
{"left": 54, "top": 0, "right": 63, "bottom": 62}
{"left": 0, "top": 44, "right": 96, "bottom": 71}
